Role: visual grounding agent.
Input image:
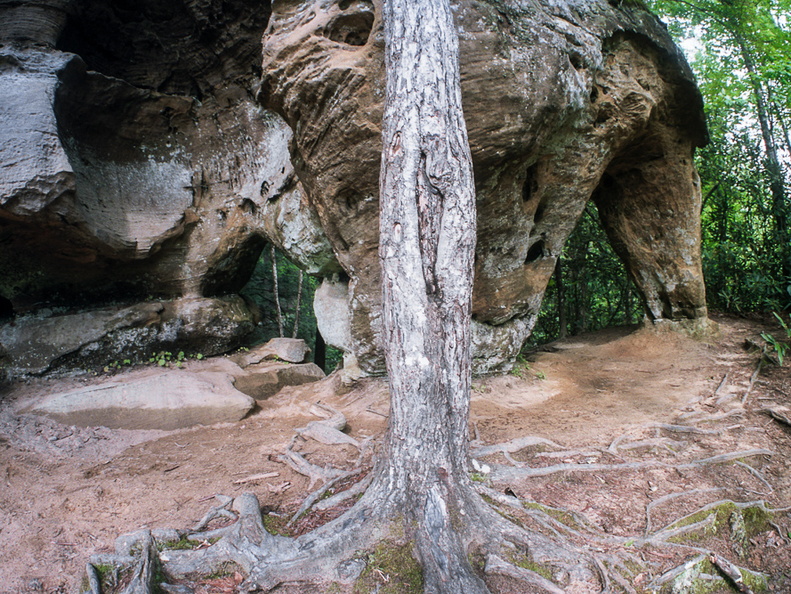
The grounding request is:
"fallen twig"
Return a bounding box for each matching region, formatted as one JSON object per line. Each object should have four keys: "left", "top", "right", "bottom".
{"left": 232, "top": 472, "right": 279, "bottom": 485}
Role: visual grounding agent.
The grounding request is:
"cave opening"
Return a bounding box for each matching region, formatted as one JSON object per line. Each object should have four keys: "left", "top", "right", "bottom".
{"left": 239, "top": 244, "right": 342, "bottom": 372}
{"left": 528, "top": 200, "right": 641, "bottom": 345}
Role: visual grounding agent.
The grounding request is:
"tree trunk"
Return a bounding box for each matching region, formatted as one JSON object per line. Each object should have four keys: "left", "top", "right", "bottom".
{"left": 292, "top": 270, "right": 304, "bottom": 338}
{"left": 555, "top": 258, "right": 568, "bottom": 339}
{"left": 270, "top": 245, "right": 284, "bottom": 337}
{"left": 313, "top": 328, "right": 326, "bottom": 372}
{"left": 375, "top": 0, "right": 484, "bottom": 590}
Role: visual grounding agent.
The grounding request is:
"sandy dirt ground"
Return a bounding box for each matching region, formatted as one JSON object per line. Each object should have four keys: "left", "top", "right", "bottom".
{"left": 1, "top": 313, "right": 790, "bottom": 593}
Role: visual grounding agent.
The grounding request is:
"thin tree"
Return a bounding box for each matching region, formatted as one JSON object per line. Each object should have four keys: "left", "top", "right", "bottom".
{"left": 270, "top": 244, "right": 284, "bottom": 337}
{"left": 291, "top": 269, "right": 303, "bottom": 338}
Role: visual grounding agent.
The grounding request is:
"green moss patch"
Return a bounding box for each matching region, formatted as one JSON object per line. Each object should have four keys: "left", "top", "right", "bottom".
{"left": 353, "top": 541, "right": 424, "bottom": 594}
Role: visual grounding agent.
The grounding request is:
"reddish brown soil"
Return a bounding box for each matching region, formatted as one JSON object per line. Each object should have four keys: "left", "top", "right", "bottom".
{"left": 1, "top": 313, "right": 790, "bottom": 593}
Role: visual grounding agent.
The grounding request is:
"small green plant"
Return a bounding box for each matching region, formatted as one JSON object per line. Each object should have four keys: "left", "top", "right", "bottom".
{"left": 761, "top": 312, "right": 791, "bottom": 365}
{"left": 103, "top": 359, "right": 133, "bottom": 373}
{"left": 148, "top": 350, "right": 201, "bottom": 368}
{"left": 534, "top": 370, "right": 546, "bottom": 380}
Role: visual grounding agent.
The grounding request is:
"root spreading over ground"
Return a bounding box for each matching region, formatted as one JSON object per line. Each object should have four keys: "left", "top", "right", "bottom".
{"left": 2, "top": 315, "right": 790, "bottom": 593}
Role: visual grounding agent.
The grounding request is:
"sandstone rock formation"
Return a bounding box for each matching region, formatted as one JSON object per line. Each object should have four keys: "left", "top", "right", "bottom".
{"left": 1, "top": 0, "right": 709, "bottom": 378}
{"left": 0, "top": 0, "right": 342, "bottom": 376}
{"left": 260, "top": 0, "right": 709, "bottom": 373}
{"left": 0, "top": 297, "right": 255, "bottom": 377}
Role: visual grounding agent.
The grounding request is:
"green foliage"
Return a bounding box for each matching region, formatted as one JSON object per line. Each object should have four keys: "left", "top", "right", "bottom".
{"left": 530, "top": 202, "right": 641, "bottom": 345}
{"left": 646, "top": 0, "right": 791, "bottom": 314}
{"left": 240, "top": 247, "right": 343, "bottom": 371}
{"left": 148, "top": 350, "right": 195, "bottom": 368}
{"left": 761, "top": 312, "right": 791, "bottom": 364}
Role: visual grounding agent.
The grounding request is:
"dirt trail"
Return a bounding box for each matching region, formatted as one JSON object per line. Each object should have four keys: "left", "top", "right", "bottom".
{"left": 1, "top": 313, "right": 790, "bottom": 593}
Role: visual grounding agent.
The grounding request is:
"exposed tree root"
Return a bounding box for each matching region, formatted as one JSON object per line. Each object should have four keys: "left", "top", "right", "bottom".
{"left": 709, "top": 552, "right": 755, "bottom": 594}
{"left": 742, "top": 357, "right": 764, "bottom": 405}
{"left": 87, "top": 383, "right": 787, "bottom": 594}
{"left": 484, "top": 555, "right": 565, "bottom": 594}
{"left": 647, "top": 552, "right": 767, "bottom": 593}
{"left": 762, "top": 406, "right": 791, "bottom": 428}
{"left": 489, "top": 447, "right": 772, "bottom": 481}
{"left": 85, "top": 563, "right": 102, "bottom": 594}
{"left": 88, "top": 452, "right": 787, "bottom": 594}
{"left": 644, "top": 488, "right": 723, "bottom": 534}
{"left": 285, "top": 468, "right": 366, "bottom": 525}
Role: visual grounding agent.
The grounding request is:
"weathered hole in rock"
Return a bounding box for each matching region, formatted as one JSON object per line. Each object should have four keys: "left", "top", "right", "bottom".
{"left": 324, "top": 6, "right": 374, "bottom": 46}
{"left": 521, "top": 165, "right": 538, "bottom": 204}
{"left": 0, "top": 296, "right": 14, "bottom": 320}
{"left": 525, "top": 239, "right": 545, "bottom": 264}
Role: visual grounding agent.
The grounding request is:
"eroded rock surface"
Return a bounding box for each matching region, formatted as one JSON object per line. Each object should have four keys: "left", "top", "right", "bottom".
{"left": 0, "top": 0, "right": 337, "bottom": 376}
{"left": 261, "top": 0, "right": 709, "bottom": 372}
{"left": 1, "top": 0, "right": 710, "bottom": 378}
{"left": 0, "top": 297, "right": 256, "bottom": 376}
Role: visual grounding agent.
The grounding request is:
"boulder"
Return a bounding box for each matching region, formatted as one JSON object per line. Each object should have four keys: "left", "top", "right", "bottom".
{"left": 27, "top": 370, "right": 255, "bottom": 430}
{"left": 231, "top": 338, "right": 311, "bottom": 367}
{"left": 233, "top": 362, "right": 326, "bottom": 401}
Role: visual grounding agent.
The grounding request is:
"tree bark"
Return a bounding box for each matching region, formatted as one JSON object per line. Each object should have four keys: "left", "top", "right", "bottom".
{"left": 270, "top": 245, "right": 284, "bottom": 337}
{"left": 555, "top": 259, "right": 568, "bottom": 339}
{"left": 375, "top": 0, "right": 484, "bottom": 590}
{"left": 292, "top": 269, "right": 304, "bottom": 338}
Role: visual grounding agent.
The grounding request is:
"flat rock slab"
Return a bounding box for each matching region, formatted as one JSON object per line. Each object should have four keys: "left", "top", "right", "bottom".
{"left": 27, "top": 371, "right": 255, "bottom": 430}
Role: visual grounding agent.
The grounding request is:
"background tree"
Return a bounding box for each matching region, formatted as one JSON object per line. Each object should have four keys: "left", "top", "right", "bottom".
{"left": 648, "top": 0, "right": 791, "bottom": 311}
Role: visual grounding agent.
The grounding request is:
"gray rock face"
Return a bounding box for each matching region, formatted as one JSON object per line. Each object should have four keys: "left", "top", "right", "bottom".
{"left": 0, "top": 0, "right": 338, "bottom": 372}
{"left": 27, "top": 370, "right": 256, "bottom": 430}
{"left": 0, "top": 297, "right": 256, "bottom": 377}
